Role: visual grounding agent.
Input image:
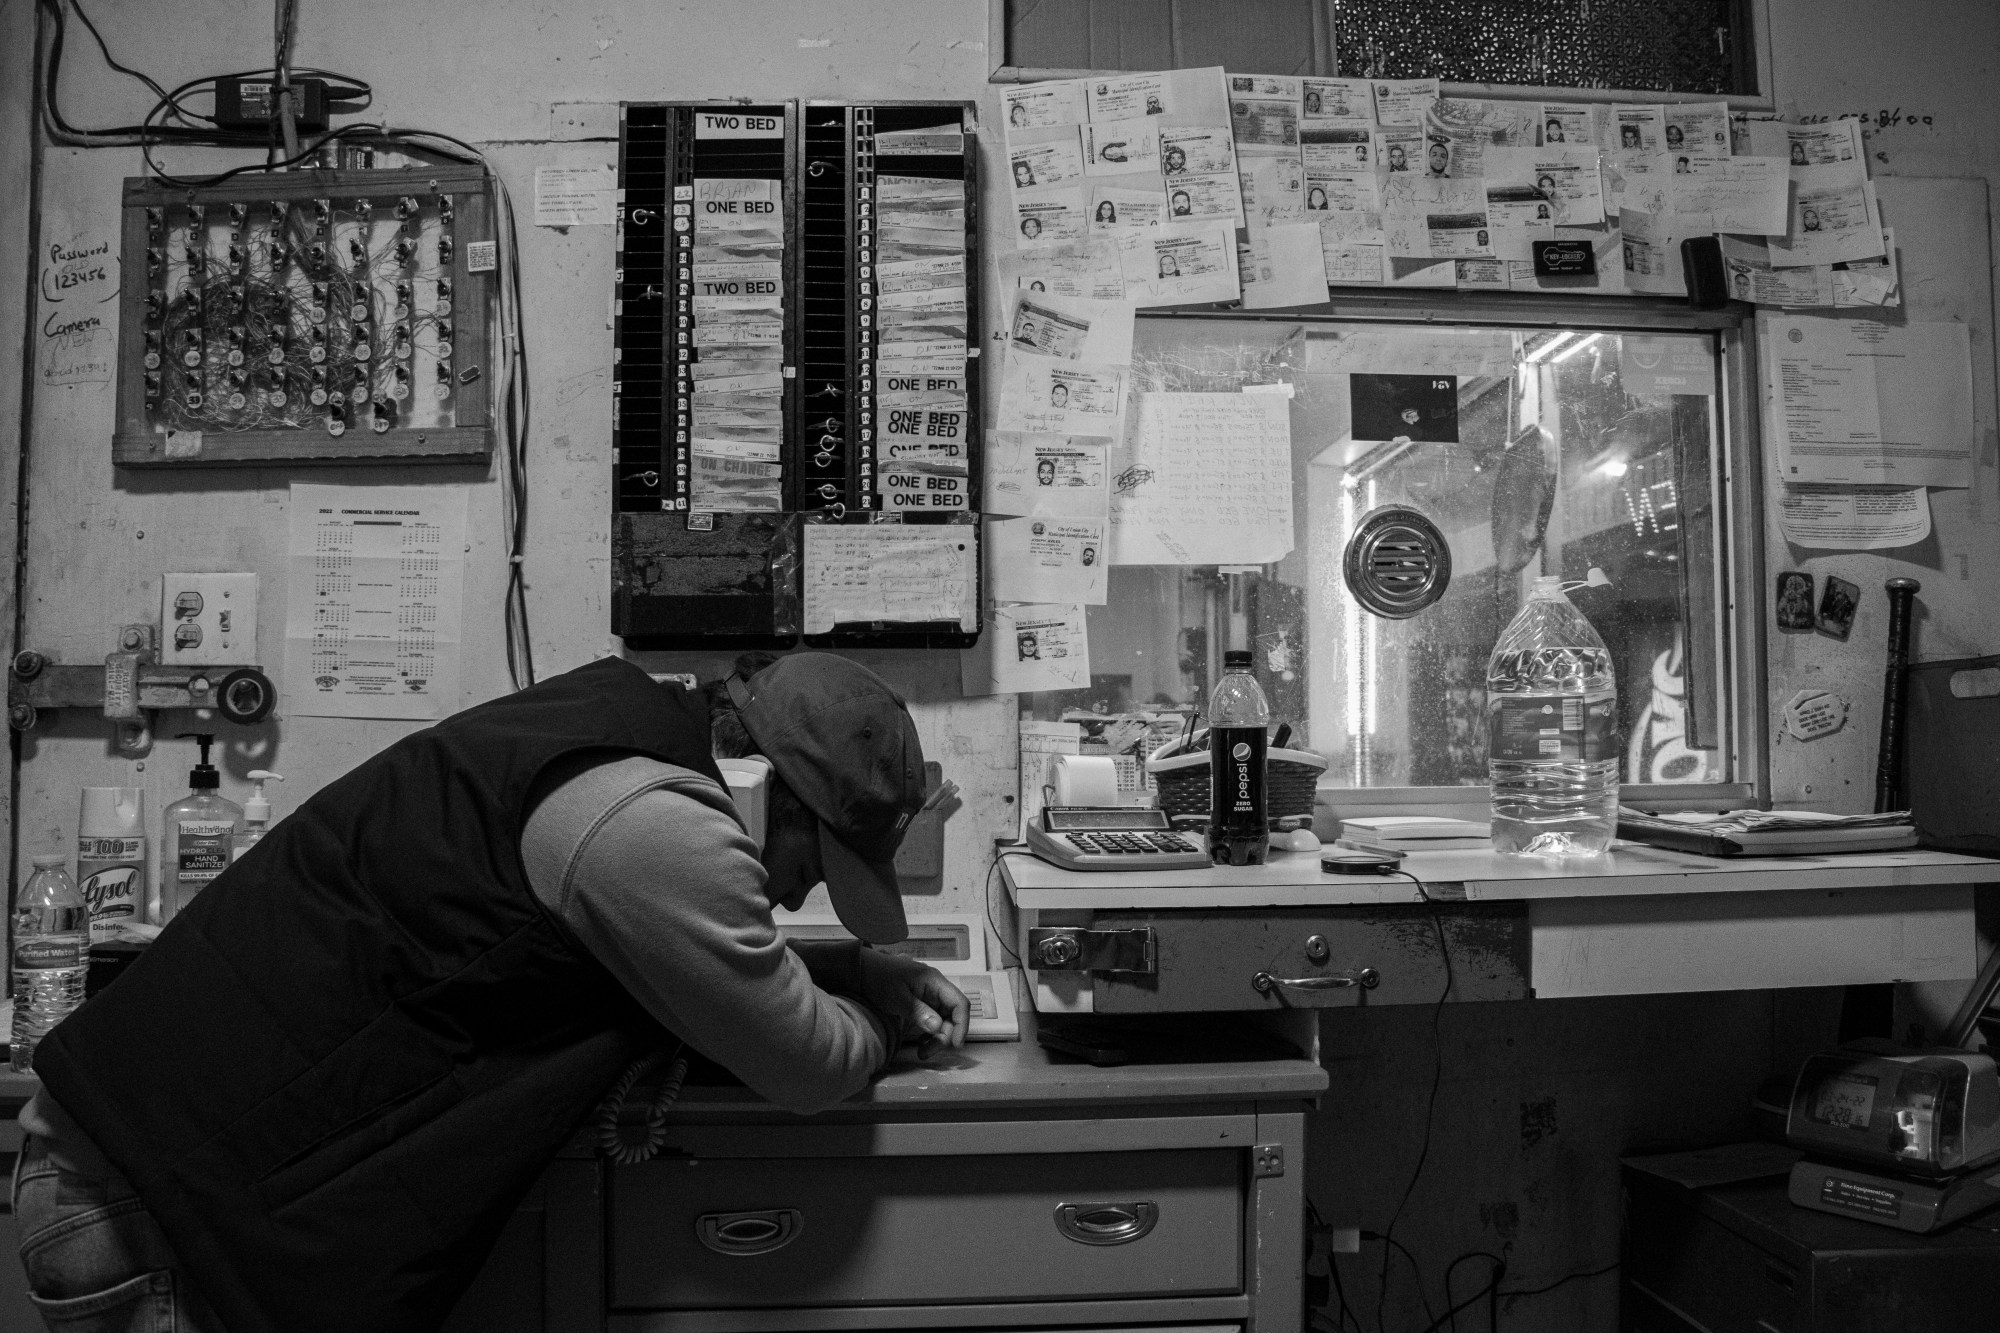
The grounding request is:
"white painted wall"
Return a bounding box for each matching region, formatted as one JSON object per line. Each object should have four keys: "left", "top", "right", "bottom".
{"left": 11, "top": 0, "right": 1015, "bottom": 929}
{"left": 1759, "top": 0, "right": 2000, "bottom": 810}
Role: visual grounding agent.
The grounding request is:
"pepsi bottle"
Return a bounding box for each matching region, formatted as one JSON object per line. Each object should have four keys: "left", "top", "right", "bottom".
{"left": 1209, "top": 650, "right": 1271, "bottom": 866}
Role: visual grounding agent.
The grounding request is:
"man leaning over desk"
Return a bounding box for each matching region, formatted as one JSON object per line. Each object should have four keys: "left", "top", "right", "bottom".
{"left": 13, "top": 652, "right": 969, "bottom": 1333}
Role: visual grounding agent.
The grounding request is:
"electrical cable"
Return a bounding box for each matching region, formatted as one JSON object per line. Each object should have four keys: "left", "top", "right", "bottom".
{"left": 36, "top": 0, "right": 369, "bottom": 151}
{"left": 1437, "top": 1250, "right": 1505, "bottom": 1333}
{"left": 1496, "top": 1259, "right": 1619, "bottom": 1300}
{"left": 1364, "top": 1229, "right": 1439, "bottom": 1331}
{"left": 593, "top": 1040, "right": 690, "bottom": 1165}
{"left": 1373, "top": 866, "right": 1454, "bottom": 1333}
{"left": 984, "top": 846, "right": 1022, "bottom": 967}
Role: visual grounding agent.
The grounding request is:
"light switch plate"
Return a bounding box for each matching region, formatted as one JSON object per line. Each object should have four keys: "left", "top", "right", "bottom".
{"left": 160, "top": 572, "right": 258, "bottom": 665}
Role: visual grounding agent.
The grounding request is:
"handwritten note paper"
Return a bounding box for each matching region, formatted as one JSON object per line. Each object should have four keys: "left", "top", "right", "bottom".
{"left": 37, "top": 224, "right": 118, "bottom": 387}
{"left": 1108, "top": 393, "right": 1293, "bottom": 566}
{"left": 801, "top": 524, "right": 978, "bottom": 634}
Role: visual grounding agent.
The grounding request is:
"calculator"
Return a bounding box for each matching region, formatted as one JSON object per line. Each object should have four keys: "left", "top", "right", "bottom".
{"left": 1025, "top": 807, "right": 1210, "bottom": 871}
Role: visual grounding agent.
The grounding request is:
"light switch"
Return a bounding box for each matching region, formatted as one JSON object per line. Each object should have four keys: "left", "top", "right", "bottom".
{"left": 160, "top": 572, "right": 259, "bottom": 666}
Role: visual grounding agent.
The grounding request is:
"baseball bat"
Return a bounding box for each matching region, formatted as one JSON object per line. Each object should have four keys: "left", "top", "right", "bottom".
{"left": 1874, "top": 577, "right": 1921, "bottom": 813}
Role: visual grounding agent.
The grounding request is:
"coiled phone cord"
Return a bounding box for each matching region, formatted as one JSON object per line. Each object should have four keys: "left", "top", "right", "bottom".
{"left": 595, "top": 1041, "right": 689, "bottom": 1165}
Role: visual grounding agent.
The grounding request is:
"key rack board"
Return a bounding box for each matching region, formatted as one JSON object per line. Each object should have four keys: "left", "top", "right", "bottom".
{"left": 611, "top": 99, "right": 982, "bottom": 650}
{"left": 111, "top": 165, "right": 497, "bottom": 467}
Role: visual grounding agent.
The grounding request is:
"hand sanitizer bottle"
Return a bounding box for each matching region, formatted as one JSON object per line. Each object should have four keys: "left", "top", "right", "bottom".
{"left": 233, "top": 771, "right": 285, "bottom": 861}
{"left": 164, "top": 734, "right": 243, "bottom": 920}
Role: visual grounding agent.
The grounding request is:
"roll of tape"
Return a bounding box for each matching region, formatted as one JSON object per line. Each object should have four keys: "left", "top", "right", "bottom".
{"left": 1051, "top": 754, "right": 1120, "bottom": 807}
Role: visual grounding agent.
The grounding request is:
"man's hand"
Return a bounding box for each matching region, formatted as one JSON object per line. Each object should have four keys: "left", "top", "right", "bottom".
{"left": 853, "top": 950, "right": 969, "bottom": 1059}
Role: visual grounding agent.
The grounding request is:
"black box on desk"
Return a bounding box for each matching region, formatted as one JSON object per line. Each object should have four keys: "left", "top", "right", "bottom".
{"left": 1622, "top": 1162, "right": 2000, "bottom": 1332}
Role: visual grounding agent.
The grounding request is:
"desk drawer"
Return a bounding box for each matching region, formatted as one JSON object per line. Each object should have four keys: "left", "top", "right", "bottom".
{"left": 1079, "top": 906, "right": 1530, "bottom": 1011}
{"left": 609, "top": 1149, "right": 1242, "bottom": 1309}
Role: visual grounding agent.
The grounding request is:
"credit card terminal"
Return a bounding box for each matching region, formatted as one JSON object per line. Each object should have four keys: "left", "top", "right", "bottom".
{"left": 1025, "top": 806, "right": 1209, "bottom": 870}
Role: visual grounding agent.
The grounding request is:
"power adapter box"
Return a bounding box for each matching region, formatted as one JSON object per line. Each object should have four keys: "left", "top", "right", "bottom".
{"left": 214, "top": 77, "right": 330, "bottom": 133}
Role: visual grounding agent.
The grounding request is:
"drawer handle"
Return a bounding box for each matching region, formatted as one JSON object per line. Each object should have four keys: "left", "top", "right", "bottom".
{"left": 1253, "top": 967, "right": 1380, "bottom": 995}
{"left": 1055, "top": 1201, "right": 1157, "bottom": 1246}
{"left": 696, "top": 1209, "right": 802, "bottom": 1256}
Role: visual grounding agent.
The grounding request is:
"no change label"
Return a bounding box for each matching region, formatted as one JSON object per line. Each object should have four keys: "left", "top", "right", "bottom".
{"left": 696, "top": 112, "right": 784, "bottom": 139}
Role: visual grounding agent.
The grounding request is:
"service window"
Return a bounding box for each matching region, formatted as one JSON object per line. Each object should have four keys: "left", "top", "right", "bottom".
{"left": 1020, "top": 310, "right": 1762, "bottom": 809}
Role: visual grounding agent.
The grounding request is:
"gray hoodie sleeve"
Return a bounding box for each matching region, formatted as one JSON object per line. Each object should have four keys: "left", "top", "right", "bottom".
{"left": 521, "top": 756, "right": 892, "bottom": 1113}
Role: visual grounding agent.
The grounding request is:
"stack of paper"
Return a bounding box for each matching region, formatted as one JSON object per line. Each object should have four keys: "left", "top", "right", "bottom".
{"left": 689, "top": 178, "right": 785, "bottom": 512}
{"left": 1337, "top": 815, "right": 1493, "bottom": 852}
{"left": 875, "top": 172, "right": 972, "bottom": 514}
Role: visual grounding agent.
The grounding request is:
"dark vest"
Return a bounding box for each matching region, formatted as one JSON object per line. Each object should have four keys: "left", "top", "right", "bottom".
{"left": 37, "top": 657, "right": 717, "bottom": 1333}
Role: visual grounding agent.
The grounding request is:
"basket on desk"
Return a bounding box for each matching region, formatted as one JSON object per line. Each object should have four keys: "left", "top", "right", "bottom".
{"left": 1146, "top": 736, "right": 1328, "bottom": 831}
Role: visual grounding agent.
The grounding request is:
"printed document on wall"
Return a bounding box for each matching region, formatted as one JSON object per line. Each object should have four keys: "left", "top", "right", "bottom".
{"left": 1763, "top": 315, "right": 1975, "bottom": 488}
{"left": 1109, "top": 393, "right": 1293, "bottom": 565}
{"left": 1777, "top": 485, "right": 1930, "bottom": 551}
{"left": 284, "top": 484, "right": 467, "bottom": 720}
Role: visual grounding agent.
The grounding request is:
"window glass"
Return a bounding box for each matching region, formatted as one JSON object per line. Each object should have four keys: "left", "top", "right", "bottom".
{"left": 1022, "top": 316, "right": 1730, "bottom": 792}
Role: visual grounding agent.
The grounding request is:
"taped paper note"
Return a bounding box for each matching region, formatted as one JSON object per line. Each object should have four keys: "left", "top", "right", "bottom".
{"left": 1371, "top": 78, "right": 1439, "bottom": 127}
{"left": 1240, "top": 222, "right": 1331, "bottom": 308}
{"left": 1668, "top": 157, "right": 1788, "bottom": 235}
{"left": 986, "top": 435, "right": 1110, "bottom": 518}
{"left": 998, "top": 239, "right": 1127, "bottom": 300}
{"left": 1109, "top": 393, "right": 1293, "bottom": 565}
{"left": 1767, "top": 166, "right": 1883, "bottom": 268}
{"left": 533, "top": 165, "right": 616, "bottom": 226}
{"left": 1778, "top": 485, "right": 1930, "bottom": 551}
{"left": 1483, "top": 145, "right": 1604, "bottom": 225}
{"left": 962, "top": 609, "right": 1092, "bottom": 700}
{"left": 1303, "top": 78, "right": 1374, "bottom": 128}
{"left": 1005, "top": 290, "right": 1137, "bottom": 364}
{"left": 1118, "top": 222, "right": 1241, "bottom": 306}
{"left": 989, "top": 516, "right": 1109, "bottom": 605}
{"left": 995, "top": 350, "right": 1127, "bottom": 438}
{"left": 283, "top": 484, "right": 467, "bottom": 720}
{"left": 801, "top": 524, "right": 977, "bottom": 633}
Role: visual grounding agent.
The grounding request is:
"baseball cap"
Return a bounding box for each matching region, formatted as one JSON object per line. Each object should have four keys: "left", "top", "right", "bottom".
{"left": 727, "top": 654, "right": 926, "bottom": 943}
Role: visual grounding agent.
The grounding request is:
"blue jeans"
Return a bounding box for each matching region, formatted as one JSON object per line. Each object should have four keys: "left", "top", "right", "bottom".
{"left": 12, "top": 1136, "right": 219, "bottom": 1332}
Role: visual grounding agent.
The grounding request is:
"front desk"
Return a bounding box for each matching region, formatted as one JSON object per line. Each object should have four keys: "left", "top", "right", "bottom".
{"left": 1, "top": 844, "right": 1989, "bottom": 1331}
{"left": 1003, "top": 843, "right": 1996, "bottom": 1008}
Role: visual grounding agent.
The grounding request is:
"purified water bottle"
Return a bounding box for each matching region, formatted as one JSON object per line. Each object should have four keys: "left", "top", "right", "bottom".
{"left": 12, "top": 853, "right": 89, "bottom": 1072}
{"left": 1209, "top": 650, "right": 1271, "bottom": 866}
{"left": 1487, "top": 576, "right": 1619, "bottom": 857}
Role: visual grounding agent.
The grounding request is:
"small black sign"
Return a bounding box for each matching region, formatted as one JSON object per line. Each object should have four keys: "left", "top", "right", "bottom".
{"left": 1350, "top": 374, "right": 1459, "bottom": 444}
{"left": 1533, "top": 239, "right": 1596, "bottom": 277}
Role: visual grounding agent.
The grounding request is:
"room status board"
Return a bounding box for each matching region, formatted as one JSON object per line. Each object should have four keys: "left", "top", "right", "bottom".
{"left": 611, "top": 100, "right": 981, "bottom": 650}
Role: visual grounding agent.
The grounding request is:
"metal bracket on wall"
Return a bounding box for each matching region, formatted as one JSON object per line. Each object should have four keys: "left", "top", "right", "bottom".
{"left": 9, "top": 626, "right": 275, "bottom": 755}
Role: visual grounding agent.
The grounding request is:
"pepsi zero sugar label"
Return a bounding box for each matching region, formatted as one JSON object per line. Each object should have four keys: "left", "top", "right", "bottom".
{"left": 1210, "top": 725, "right": 1269, "bottom": 866}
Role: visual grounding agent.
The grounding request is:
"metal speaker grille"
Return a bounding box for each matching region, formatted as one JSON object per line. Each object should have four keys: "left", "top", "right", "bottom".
{"left": 1334, "top": 0, "right": 1743, "bottom": 95}
{"left": 1344, "top": 506, "right": 1452, "bottom": 619}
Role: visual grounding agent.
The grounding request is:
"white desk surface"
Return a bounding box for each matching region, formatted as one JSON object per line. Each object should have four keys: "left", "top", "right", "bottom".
{"left": 1001, "top": 842, "right": 2000, "bottom": 911}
